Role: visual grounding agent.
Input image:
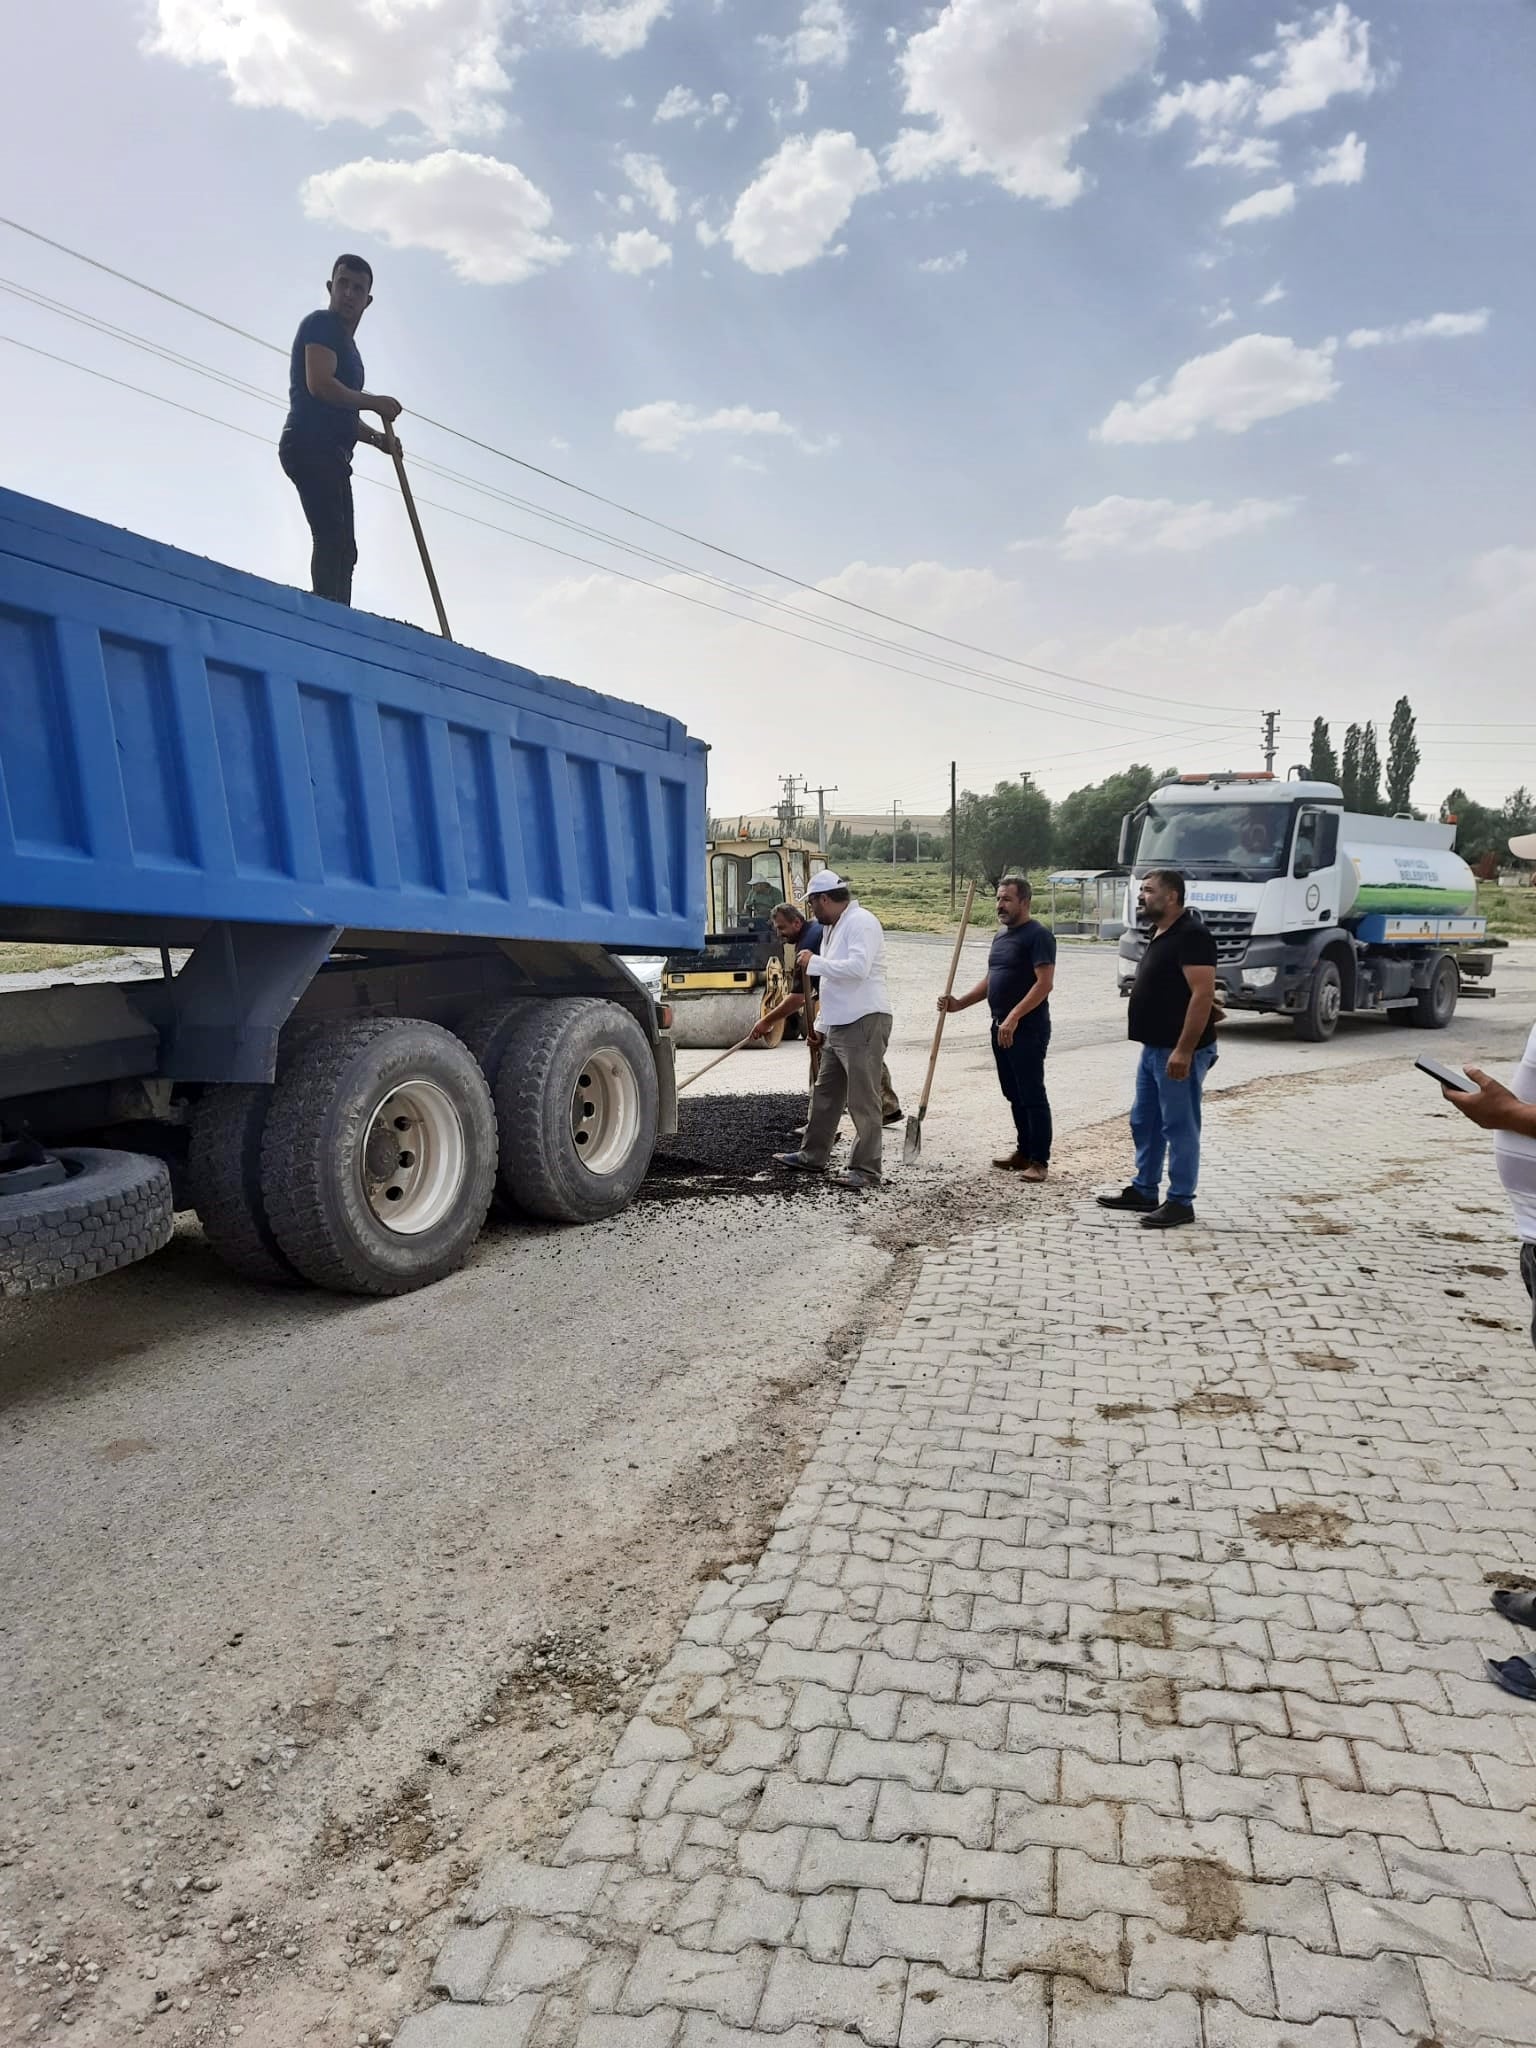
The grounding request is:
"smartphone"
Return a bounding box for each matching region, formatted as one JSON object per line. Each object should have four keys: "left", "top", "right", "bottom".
{"left": 1415, "top": 1055, "right": 1476, "bottom": 1093}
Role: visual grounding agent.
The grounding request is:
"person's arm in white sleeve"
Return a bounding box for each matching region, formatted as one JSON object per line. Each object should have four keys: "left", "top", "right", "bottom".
{"left": 806, "top": 911, "right": 878, "bottom": 984}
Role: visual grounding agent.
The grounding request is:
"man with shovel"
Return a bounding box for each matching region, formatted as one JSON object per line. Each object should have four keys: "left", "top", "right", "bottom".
{"left": 750, "top": 903, "right": 902, "bottom": 1125}
{"left": 280, "top": 253, "right": 403, "bottom": 605}
{"left": 938, "top": 874, "right": 1056, "bottom": 1181}
{"left": 773, "top": 873, "right": 893, "bottom": 1191}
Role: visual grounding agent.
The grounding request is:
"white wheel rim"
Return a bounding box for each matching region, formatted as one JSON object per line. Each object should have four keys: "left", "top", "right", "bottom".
{"left": 1320, "top": 978, "right": 1340, "bottom": 1024}
{"left": 571, "top": 1048, "right": 641, "bottom": 1177}
{"left": 360, "top": 1081, "right": 466, "bottom": 1235}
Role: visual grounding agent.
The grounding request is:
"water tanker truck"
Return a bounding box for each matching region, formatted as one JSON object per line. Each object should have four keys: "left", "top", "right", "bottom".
{"left": 0, "top": 487, "right": 707, "bottom": 1297}
{"left": 1116, "top": 772, "right": 1496, "bottom": 1040}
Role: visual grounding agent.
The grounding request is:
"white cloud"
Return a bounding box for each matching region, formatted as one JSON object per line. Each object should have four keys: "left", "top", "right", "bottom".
{"left": 695, "top": 218, "right": 721, "bottom": 246}
{"left": 725, "top": 130, "right": 880, "bottom": 275}
{"left": 301, "top": 151, "right": 570, "bottom": 284}
{"left": 1221, "top": 181, "right": 1295, "bottom": 227}
{"left": 1331, "top": 451, "right": 1361, "bottom": 465}
{"left": 1204, "top": 299, "right": 1235, "bottom": 328}
{"left": 614, "top": 399, "right": 821, "bottom": 456}
{"left": 774, "top": 0, "right": 852, "bottom": 69}
{"left": 1255, "top": 4, "right": 1379, "bottom": 127}
{"left": 887, "top": 0, "right": 1162, "bottom": 205}
{"left": 570, "top": 0, "right": 669, "bottom": 57}
{"left": 654, "top": 84, "right": 735, "bottom": 126}
{"left": 1152, "top": 5, "right": 1379, "bottom": 139}
{"left": 1045, "top": 494, "right": 1299, "bottom": 560}
{"left": 1189, "top": 135, "right": 1281, "bottom": 174}
{"left": 1095, "top": 333, "right": 1340, "bottom": 444}
{"left": 1258, "top": 281, "right": 1287, "bottom": 306}
{"left": 148, "top": 0, "right": 515, "bottom": 141}
{"left": 1441, "top": 546, "right": 1536, "bottom": 690}
{"left": 918, "top": 249, "right": 968, "bottom": 274}
{"left": 607, "top": 228, "right": 672, "bottom": 274}
{"left": 1308, "top": 131, "right": 1366, "bottom": 186}
{"left": 622, "top": 151, "right": 678, "bottom": 223}
{"left": 1345, "top": 309, "right": 1491, "bottom": 349}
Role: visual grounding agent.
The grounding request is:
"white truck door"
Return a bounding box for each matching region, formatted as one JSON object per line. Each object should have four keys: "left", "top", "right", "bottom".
{"left": 1284, "top": 808, "right": 1340, "bottom": 931}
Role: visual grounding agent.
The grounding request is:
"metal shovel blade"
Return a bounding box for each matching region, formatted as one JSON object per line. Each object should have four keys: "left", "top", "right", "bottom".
{"left": 903, "top": 1109, "right": 925, "bottom": 1163}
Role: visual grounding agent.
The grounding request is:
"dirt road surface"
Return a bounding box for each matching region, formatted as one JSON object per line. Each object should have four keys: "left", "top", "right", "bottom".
{"left": 4, "top": 933, "right": 1532, "bottom": 2045}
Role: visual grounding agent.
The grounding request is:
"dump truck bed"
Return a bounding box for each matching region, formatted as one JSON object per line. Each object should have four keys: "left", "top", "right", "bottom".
{"left": 0, "top": 486, "right": 707, "bottom": 952}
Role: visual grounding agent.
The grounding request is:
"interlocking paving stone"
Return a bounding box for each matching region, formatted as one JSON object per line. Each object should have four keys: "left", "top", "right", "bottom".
{"left": 404, "top": 1074, "right": 1536, "bottom": 2044}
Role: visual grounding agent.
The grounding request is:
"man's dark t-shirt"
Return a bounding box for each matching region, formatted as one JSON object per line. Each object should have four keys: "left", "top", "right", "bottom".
{"left": 987, "top": 919, "right": 1056, "bottom": 1024}
{"left": 1128, "top": 911, "right": 1220, "bottom": 1049}
{"left": 283, "top": 310, "right": 363, "bottom": 450}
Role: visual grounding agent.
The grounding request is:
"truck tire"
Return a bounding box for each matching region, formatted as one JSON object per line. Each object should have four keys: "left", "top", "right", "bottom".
{"left": 260, "top": 1019, "right": 498, "bottom": 1296}
{"left": 0, "top": 1148, "right": 173, "bottom": 1297}
{"left": 458, "top": 998, "right": 537, "bottom": 1087}
{"left": 1295, "top": 958, "right": 1343, "bottom": 1042}
{"left": 188, "top": 1086, "right": 306, "bottom": 1287}
{"left": 494, "top": 997, "right": 658, "bottom": 1224}
{"left": 1411, "top": 953, "right": 1459, "bottom": 1030}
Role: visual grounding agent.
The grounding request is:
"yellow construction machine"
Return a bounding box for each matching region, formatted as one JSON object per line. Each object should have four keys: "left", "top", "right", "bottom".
{"left": 663, "top": 834, "right": 820, "bottom": 1048}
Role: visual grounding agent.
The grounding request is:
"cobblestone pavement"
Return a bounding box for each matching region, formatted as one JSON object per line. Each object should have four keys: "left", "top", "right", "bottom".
{"left": 401, "top": 1070, "right": 1536, "bottom": 2048}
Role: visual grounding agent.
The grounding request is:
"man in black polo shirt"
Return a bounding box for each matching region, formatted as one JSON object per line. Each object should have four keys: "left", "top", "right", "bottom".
{"left": 279, "top": 254, "right": 403, "bottom": 604}
{"left": 939, "top": 874, "right": 1056, "bottom": 1181}
{"left": 1098, "top": 868, "right": 1218, "bottom": 1228}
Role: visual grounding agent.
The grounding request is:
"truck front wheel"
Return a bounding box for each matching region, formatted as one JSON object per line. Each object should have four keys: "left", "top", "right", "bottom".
{"left": 494, "top": 998, "right": 658, "bottom": 1223}
{"left": 260, "top": 1019, "right": 497, "bottom": 1295}
{"left": 1295, "top": 959, "right": 1342, "bottom": 1042}
{"left": 1411, "top": 954, "right": 1459, "bottom": 1030}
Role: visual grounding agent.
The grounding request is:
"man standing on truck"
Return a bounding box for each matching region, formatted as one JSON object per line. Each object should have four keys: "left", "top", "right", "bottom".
{"left": 1098, "top": 869, "right": 1218, "bottom": 1230}
{"left": 279, "top": 255, "right": 403, "bottom": 605}
{"left": 773, "top": 874, "right": 893, "bottom": 1191}
{"left": 937, "top": 873, "right": 1056, "bottom": 1181}
{"left": 751, "top": 902, "right": 901, "bottom": 1125}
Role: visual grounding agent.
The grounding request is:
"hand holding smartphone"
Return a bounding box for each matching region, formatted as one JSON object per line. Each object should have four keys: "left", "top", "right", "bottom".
{"left": 1415, "top": 1055, "right": 1477, "bottom": 1093}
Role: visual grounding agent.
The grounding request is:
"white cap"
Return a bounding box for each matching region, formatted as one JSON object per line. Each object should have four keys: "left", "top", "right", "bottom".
{"left": 806, "top": 871, "right": 846, "bottom": 895}
{"left": 1510, "top": 832, "right": 1536, "bottom": 862}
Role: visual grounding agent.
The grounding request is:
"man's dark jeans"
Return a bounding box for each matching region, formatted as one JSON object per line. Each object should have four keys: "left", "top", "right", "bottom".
{"left": 279, "top": 438, "right": 357, "bottom": 604}
{"left": 992, "top": 1015, "right": 1051, "bottom": 1165}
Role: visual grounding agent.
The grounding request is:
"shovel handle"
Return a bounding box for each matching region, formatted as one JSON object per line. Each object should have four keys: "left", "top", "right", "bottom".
{"left": 387, "top": 432, "right": 454, "bottom": 642}
{"left": 676, "top": 1027, "right": 760, "bottom": 1092}
{"left": 915, "top": 876, "right": 978, "bottom": 1120}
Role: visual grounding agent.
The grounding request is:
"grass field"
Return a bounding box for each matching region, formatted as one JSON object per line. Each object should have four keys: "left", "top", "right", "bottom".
{"left": 0, "top": 943, "right": 121, "bottom": 977}
{"left": 1479, "top": 882, "right": 1536, "bottom": 939}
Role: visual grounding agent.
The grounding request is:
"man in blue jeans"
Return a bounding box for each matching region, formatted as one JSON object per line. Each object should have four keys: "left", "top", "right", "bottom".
{"left": 1098, "top": 868, "right": 1218, "bottom": 1229}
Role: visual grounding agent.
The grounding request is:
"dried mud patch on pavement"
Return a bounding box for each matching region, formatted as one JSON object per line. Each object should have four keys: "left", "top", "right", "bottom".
{"left": 1176, "top": 1389, "right": 1263, "bottom": 1421}
{"left": 1152, "top": 1858, "right": 1244, "bottom": 1942}
{"left": 1249, "top": 1502, "right": 1354, "bottom": 1548}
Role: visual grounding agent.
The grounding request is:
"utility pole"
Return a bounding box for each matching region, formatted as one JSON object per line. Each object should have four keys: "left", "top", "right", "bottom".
{"left": 950, "top": 761, "right": 958, "bottom": 911}
{"left": 1261, "top": 710, "right": 1280, "bottom": 776}
{"left": 891, "top": 798, "right": 903, "bottom": 868}
{"left": 776, "top": 773, "right": 807, "bottom": 838}
{"left": 807, "top": 783, "right": 838, "bottom": 856}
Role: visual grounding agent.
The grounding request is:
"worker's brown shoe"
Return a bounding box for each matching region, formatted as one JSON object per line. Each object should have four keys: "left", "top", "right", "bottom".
{"left": 1021, "top": 1163, "right": 1049, "bottom": 1183}
{"left": 992, "top": 1151, "right": 1028, "bottom": 1171}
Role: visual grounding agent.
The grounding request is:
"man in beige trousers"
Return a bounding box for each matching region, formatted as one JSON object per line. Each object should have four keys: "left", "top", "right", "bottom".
{"left": 773, "top": 873, "right": 893, "bottom": 1192}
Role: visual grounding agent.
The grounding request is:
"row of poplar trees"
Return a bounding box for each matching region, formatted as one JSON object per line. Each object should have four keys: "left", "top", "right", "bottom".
{"left": 1306, "top": 696, "right": 1420, "bottom": 814}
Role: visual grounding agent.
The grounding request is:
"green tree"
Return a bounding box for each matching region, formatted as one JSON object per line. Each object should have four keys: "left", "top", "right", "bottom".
{"left": 1441, "top": 788, "right": 1503, "bottom": 864}
{"left": 954, "top": 774, "right": 1054, "bottom": 885}
{"left": 1385, "top": 696, "right": 1420, "bottom": 814}
{"left": 1501, "top": 786, "right": 1536, "bottom": 843}
{"left": 1358, "top": 723, "right": 1383, "bottom": 813}
{"left": 1340, "top": 724, "right": 1362, "bottom": 809}
{"left": 1307, "top": 717, "right": 1339, "bottom": 784}
{"left": 1051, "top": 764, "right": 1165, "bottom": 869}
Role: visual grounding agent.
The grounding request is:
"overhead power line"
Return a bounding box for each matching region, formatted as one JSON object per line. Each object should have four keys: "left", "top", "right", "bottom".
{"left": 0, "top": 212, "right": 1255, "bottom": 724}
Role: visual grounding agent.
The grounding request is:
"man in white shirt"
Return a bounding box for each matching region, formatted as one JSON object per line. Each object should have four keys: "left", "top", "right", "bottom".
{"left": 774, "top": 872, "right": 893, "bottom": 1191}
{"left": 1441, "top": 829, "right": 1536, "bottom": 1352}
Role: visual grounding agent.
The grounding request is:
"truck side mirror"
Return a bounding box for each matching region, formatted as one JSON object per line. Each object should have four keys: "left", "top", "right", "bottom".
{"left": 1117, "top": 807, "right": 1142, "bottom": 867}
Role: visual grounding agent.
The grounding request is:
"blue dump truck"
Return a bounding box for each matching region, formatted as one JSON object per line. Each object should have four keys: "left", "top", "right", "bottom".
{"left": 0, "top": 487, "right": 707, "bottom": 1297}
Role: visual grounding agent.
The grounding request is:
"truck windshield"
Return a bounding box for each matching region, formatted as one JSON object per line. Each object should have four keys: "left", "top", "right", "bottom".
{"left": 1135, "top": 802, "right": 1289, "bottom": 879}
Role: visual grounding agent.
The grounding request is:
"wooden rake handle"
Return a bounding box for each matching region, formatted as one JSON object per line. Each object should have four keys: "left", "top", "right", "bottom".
{"left": 386, "top": 429, "right": 453, "bottom": 641}
{"left": 676, "top": 1028, "right": 761, "bottom": 1093}
{"left": 915, "top": 876, "right": 978, "bottom": 1120}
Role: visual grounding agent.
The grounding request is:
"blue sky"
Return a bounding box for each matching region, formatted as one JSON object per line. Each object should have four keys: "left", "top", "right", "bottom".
{"left": 2, "top": 0, "right": 1532, "bottom": 821}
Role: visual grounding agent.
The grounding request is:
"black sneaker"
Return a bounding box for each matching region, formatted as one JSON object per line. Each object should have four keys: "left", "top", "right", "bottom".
{"left": 1141, "top": 1201, "right": 1196, "bottom": 1230}
{"left": 1097, "top": 1186, "right": 1158, "bottom": 1212}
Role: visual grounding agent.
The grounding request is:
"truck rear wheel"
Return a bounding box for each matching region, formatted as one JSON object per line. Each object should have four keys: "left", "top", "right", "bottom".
{"left": 188, "top": 1086, "right": 306, "bottom": 1287}
{"left": 1410, "top": 953, "right": 1459, "bottom": 1029}
{"left": 260, "top": 1019, "right": 497, "bottom": 1296}
{"left": 0, "top": 1147, "right": 173, "bottom": 1297}
{"left": 494, "top": 997, "right": 658, "bottom": 1223}
{"left": 1295, "top": 959, "right": 1342, "bottom": 1042}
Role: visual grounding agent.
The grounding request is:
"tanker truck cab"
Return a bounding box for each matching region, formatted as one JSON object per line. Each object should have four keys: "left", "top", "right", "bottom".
{"left": 1116, "top": 773, "right": 1496, "bottom": 1042}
